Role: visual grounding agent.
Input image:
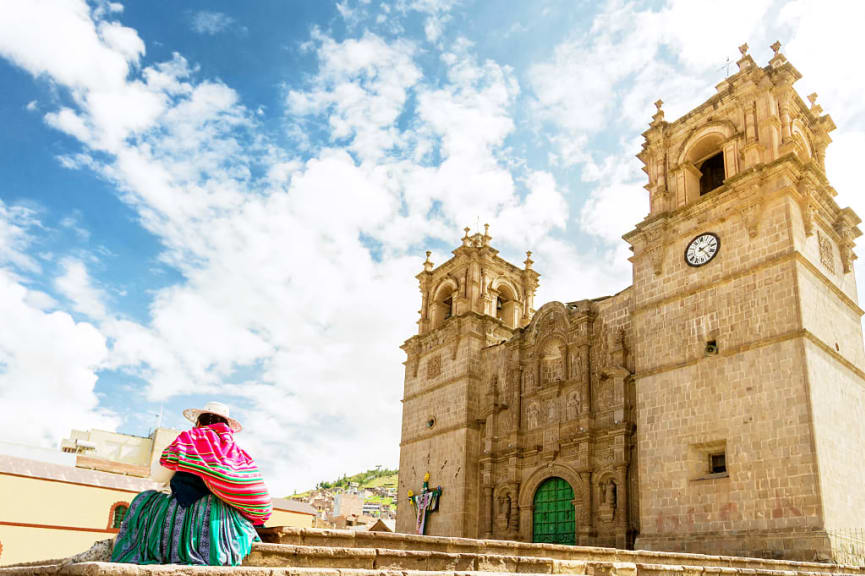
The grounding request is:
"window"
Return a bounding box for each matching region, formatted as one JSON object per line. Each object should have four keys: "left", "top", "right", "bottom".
{"left": 710, "top": 453, "right": 727, "bottom": 475}
{"left": 110, "top": 503, "right": 129, "bottom": 530}
{"left": 687, "top": 440, "right": 727, "bottom": 481}
{"left": 431, "top": 283, "right": 456, "bottom": 330}
{"left": 699, "top": 152, "right": 725, "bottom": 195}
{"left": 493, "top": 282, "right": 518, "bottom": 329}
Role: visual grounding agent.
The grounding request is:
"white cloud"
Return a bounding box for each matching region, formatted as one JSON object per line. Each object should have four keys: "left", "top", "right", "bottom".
{"left": 579, "top": 146, "right": 649, "bottom": 246}
{"left": 399, "top": 0, "right": 460, "bottom": 42}
{"left": 0, "top": 200, "right": 40, "bottom": 273}
{"left": 288, "top": 33, "right": 421, "bottom": 162}
{"left": 0, "top": 205, "right": 118, "bottom": 448}
{"left": 189, "top": 11, "right": 235, "bottom": 35}
{"left": 0, "top": 269, "right": 118, "bottom": 448}
{"left": 54, "top": 258, "right": 109, "bottom": 320}
{"left": 0, "top": 0, "right": 140, "bottom": 92}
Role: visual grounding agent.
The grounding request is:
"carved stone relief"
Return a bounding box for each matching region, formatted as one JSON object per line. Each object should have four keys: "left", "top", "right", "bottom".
{"left": 527, "top": 402, "right": 539, "bottom": 430}
{"left": 541, "top": 356, "right": 564, "bottom": 385}
{"left": 427, "top": 354, "right": 442, "bottom": 379}
{"left": 596, "top": 378, "right": 614, "bottom": 410}
{"left": 569, "top": 350, "right": 582, "bottom": 380}
{"left": 547, "top": 399, "right": 558, "bottom": 423}
{"left": 818, "top": 231, "right": 835, "bottom": 274}
{"left": 566, "top": 390, "right": 580, "bottom": 420}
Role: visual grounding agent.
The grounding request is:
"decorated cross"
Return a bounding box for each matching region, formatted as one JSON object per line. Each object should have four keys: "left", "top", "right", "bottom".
{"left": 407, "top": 472, "right": 442, "bottom": 535}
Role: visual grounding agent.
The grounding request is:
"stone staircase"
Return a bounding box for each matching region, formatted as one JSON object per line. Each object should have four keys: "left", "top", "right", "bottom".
{"left": 4, "top": 527, "right": 865, "bottom": 575}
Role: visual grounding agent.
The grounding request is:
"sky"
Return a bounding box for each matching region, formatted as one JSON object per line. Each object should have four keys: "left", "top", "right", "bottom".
{"left": 0, "top": 0, "right": 864, "bottom": 496}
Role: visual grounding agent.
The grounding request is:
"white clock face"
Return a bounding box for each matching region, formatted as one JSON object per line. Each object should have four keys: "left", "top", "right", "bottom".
{"left": 685, "top": 233, "right": 720, "bottom": 267}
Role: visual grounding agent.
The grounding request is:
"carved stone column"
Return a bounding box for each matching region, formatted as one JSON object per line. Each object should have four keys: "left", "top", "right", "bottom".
{"left": 508, "top": 483, "right": 520, "bottom": 534}
{"left": 482, "top": 485, "right": 494, "bottom": 538}
{"left": 615, "top": 465, "right": 628, "bottom": 549}
{"left": 578, "top": 472, "right": 593, "bottom": 545}
{"left": 519, "top": 504, "right": 533, "bottom": 542}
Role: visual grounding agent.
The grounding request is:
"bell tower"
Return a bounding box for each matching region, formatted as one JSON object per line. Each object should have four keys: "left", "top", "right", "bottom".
{"left": 397, "top": 226, "right": 539, "bottom": 537}
{"left": 625, "top": 42, "right": 865, "bottom": 562}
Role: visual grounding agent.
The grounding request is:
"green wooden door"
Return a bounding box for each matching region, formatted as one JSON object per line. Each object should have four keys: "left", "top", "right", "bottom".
{"left": 532, "top": 477, "right": 576, "bottom": 545}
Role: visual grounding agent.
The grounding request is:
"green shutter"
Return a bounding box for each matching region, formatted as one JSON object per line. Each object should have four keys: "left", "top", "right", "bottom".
{"left": 532, "top": 477, "right": 575, "bottom": 545}
{"left": 113, "top": 505, "right": 128, "bottom": 529}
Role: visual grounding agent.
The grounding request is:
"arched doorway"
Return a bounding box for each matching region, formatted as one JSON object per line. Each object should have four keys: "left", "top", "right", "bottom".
{"left": 532, "top": 477, "right": 575, "bottom": 545}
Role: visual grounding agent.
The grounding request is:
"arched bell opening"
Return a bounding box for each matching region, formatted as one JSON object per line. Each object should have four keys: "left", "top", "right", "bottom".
{"left": 431, "top": 281, "right": 456, "bottom": 330}
{"left": 495, "top": 282, "right": 519, "bottom": 329}
{"left": 678, "top": 128, "right": 734, "bottom": 204}
{"left": 698, "top": 151, "right": 725, "bottom": 195}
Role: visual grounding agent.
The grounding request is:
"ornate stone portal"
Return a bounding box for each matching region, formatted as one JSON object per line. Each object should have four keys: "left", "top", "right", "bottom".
{"left": 397, "top": 43, "right": 865, "bottom": 565}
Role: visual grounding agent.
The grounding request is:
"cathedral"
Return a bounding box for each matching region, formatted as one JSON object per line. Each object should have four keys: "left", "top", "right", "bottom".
{"left": 396, "top": 43, "right": 865, "bottom": 564}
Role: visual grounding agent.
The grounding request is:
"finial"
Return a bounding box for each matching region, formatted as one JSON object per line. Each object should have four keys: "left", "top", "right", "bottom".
{"left": 738, "top": 43, "right": 749, "bottom": 56}
{"left": 651, "top": 99, "right": 665, "bottom": 127}
{"left": 770, "top": 41, "right": 781, "bottom": 56}
{"left": 524, "top": 250, "right": 534, "bottom": 270}
{"left": 463, "top": 226, "right": 470, "bottom": 239}
{"left": 807, "top": 92, "right": 822, "bottom": 115}
{"left": 484, "top": 223, "right": 489, "bottom": 236}
{"left": 423, "top": 250, "right": 434, "bottom": 272}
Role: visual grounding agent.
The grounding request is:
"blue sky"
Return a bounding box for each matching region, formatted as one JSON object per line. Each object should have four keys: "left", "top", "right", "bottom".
{"left": 1, "top": 0, "right": 864, "bottom": 495}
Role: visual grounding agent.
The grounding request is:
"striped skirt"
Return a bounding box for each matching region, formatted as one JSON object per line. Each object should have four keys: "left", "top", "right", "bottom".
{"left": 110, "top": 490, "right": 259, "bottom": 566}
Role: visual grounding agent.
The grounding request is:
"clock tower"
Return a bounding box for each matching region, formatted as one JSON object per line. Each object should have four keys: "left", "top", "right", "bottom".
{"left": 624, "top": 42, "right": 865, "bottom": 561}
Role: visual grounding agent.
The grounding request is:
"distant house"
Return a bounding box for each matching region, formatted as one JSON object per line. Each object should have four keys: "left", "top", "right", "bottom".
{"left": 0, "top": 434, "right": 316, "bottom": 566}
{"left": 60, "top": 427, "right": 181, "bottom": 479}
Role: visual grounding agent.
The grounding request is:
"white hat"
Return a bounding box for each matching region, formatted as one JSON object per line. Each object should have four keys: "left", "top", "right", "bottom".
{"left": 182, "top": 401, "right": 242, "bottom": 432}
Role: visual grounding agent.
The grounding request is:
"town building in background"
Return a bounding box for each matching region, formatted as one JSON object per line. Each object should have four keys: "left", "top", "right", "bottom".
{"left": 60, "top": 427, "right": 180, "bottom": 478}
{"left": 0, "top": 429, "right": 315, "bottom": 565}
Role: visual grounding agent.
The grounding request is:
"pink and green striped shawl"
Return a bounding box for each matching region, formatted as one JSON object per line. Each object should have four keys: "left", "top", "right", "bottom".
{"left": 159, "top": 423, "right": 273, "bottom": 524}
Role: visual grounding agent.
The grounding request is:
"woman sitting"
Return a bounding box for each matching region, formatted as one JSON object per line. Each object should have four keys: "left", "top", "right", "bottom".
{"left": 111, "top": 401, "right": 273, "bottom": 566}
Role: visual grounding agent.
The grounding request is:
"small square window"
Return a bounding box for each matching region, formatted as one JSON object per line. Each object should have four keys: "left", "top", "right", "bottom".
{"left": 710, "top": 453, "right": 726, "bottom": 474}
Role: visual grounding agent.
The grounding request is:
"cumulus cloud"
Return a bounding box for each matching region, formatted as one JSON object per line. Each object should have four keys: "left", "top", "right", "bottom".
{"left": 0, "top": 203, "right": 118, "bottom": 448}
{"left": 287, "top": 33, "right": 422, "bottom": 162}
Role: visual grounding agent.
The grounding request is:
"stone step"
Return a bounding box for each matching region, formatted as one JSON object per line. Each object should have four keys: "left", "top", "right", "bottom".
{"left": 246, "top": 542, "right": 578, "bottom": 572}
{"left": 244, "top": 543, "right": 862, "bottom": 576}
{"left": 7, "top": 561, "right": 862, "bottom": 576}
{"left": 256, "top": 528, "right": 864, "bottom": 575}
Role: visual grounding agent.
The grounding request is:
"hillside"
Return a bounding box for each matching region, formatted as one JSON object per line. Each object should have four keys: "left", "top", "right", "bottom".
{"left": 289, "top": 467, "right": 398, "bottom": 499}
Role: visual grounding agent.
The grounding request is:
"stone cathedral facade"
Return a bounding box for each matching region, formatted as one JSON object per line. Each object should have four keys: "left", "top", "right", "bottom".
{"left": 396, "top": 43, "right": 865, "bottom": 564}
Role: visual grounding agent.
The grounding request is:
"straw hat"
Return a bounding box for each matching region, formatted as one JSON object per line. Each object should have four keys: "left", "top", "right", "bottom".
{"left": 182, "top": 401, "right": 242, "bottom": 432}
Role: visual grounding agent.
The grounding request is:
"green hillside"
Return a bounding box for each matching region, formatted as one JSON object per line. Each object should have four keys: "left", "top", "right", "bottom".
{"left": 288, "top": 467, "right": 398, "bottom": 499}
